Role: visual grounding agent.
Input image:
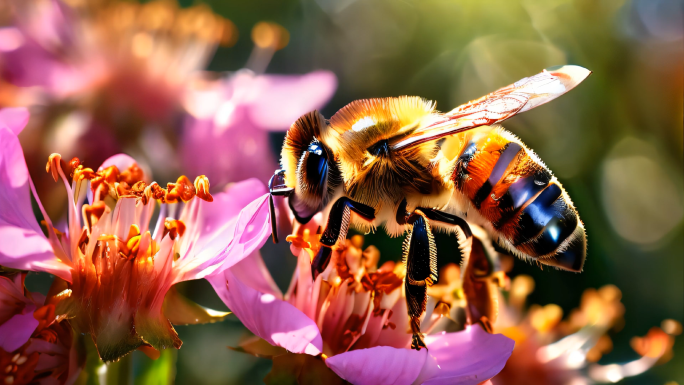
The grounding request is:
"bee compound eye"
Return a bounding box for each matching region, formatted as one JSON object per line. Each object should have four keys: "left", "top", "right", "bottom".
{"left": 302, "top": 142, "right": 330, "bottom": 196}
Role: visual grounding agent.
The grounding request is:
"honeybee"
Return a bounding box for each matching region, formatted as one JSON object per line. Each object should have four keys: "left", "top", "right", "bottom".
{"left": 268, "top": 65, "right": 591, "bottom": 350}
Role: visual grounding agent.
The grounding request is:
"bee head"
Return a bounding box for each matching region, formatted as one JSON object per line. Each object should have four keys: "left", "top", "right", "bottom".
{"left": 280, "top": 111, "right": 341, "bottom": 223}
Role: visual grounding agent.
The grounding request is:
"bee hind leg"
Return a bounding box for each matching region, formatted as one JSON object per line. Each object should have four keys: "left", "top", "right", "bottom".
{"left": 311, "top": 197, "right": 375, "bottom": 280}
{"left": 398, "top": 200, "right": 474, "bottom": 350}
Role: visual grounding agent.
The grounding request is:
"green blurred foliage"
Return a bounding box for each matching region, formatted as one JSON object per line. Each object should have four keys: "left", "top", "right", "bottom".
{"left": 134, "top": 349, "right": 177, "bottom": 385}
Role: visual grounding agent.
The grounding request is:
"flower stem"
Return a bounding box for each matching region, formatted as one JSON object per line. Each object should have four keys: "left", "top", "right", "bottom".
{"left": 75, "top": 336, "right": 133, "bottom": 385}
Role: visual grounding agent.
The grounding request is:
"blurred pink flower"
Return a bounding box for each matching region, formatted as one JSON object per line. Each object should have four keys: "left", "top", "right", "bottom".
{"left": 181, "top": 70, "right": 337, "bottom": 186}
{"left": 0, "top": 108, "right": 270, "bottom": 361}
{"left": 208, "top": 216, "right": 514, "bottom": 385}
{"left": 0, "top": 273, "right": 82, "bottom": 385}
{"left": 0, "top": 0, "right": 231, "bottom": 110}
{"left": 0, "top": 0, "right": 96, "bottom": 98}
{"left": 0, "top": 0, "right": 237, "bottom": 221}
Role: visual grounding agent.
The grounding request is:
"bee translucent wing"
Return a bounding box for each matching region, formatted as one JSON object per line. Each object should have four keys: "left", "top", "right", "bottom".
{"left": 391, "top": 65, "right": 591, "bottom": 150}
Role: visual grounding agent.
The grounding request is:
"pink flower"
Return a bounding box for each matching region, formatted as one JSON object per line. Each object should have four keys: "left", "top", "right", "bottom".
{"left": 208, "top": 217, "right": 514, "bottom": 385}
{"left": 0, "top": 108, "right": 270, "bottom": 361}
{"left": 0, "top": 0, "right": 232, "bottom": 111}
{"left": 0, "top": 272, "right": 82, "bottom": 385}
{"left": 0, "top": 0, "right": 237, "bottom": 221}
{"left": 181, "top": 70, "right": 337, "bottom": 185}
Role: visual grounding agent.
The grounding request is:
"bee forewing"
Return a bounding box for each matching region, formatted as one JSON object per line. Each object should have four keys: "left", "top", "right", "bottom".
{"left": 513, "top": 65, "right": 592, "bottom": 113}
{"left": 391, "top": 65, "right": 591, "bottom": 150}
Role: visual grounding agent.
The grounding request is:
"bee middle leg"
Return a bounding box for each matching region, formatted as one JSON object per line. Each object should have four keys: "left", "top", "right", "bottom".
{"left": 311, "top": 197, "right": 375, "bottom": 280}
{"left": 398, "top": 199, "right": 472, "bottom": 350}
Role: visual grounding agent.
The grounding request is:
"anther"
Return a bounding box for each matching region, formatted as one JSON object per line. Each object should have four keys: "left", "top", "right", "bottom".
{"left": 194, "top": 175, "right": 213, "bottom": 202}
{"left": 119, "top": 163, "right": 144, "bottom": 186}
{"left": 14, "top": 356, "right": 26, "bottom": 365}
{"left": 68, "top": 157, "right": 81, "bottom": 177}
{"left": 131, "top": 181, "right": 147, "bottom": 200}
{"left": 164, "top": 219, "right": 186, "bottom": 240}
{"left": 166, "top": 175, "right": 196, "bottom": 203}
{"left": 126, "top": 236, "right": 141, "bottom": 258}
{"left": 72, "top": 165, "right": 96, "bottom": 182}
{"left": 142, "top": 184, "right": 153, "bottom": 204}
{"left": 148, "top": 182, "right": 166, "bottom": 201}
{"left": 46, "top": 153, "right": 63, "bottom": 182}
{"left": 127, "top": 224, "right": 141, "bottom": 240}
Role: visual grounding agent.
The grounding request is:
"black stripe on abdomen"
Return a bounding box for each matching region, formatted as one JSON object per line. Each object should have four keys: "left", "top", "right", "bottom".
{"left": 494, "top": 167, "right": 553, "bottom": 226}
{"left": 513, "top": 183, "right": 578, "bottom": 256}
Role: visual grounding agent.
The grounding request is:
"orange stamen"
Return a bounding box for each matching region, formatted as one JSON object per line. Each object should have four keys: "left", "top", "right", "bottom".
{"left": 119, "top": 163, "right": 144, "bottom": 186}
{"left": 163, "top": 219, "right": 186, "bottom": 240}
{"left": 166, "top": 175, "right": 196, "bottom": 203}
{"left": 45, "top": 154, "right": 63, "bottom": 182}
{"left": 68, "top": 157, "right": 81, "bottom": 177}
{"left": 194, "top": 175, "right": 213, "bottom": 202}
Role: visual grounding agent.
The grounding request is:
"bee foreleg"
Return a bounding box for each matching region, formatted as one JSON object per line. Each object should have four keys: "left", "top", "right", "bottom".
{"left": 403, "top": 210, "right": 437, "bottom": 350}
{"left": 311, "top": 197, "right": 375, "bottom": 280}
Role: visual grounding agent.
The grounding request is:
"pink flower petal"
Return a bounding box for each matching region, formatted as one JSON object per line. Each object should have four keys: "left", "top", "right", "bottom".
{"left": 249, "top": 71, "right": 338, "bottom": 131}
{"left": 175, "top": 186, "right": 272, "bottom": 282}
{"left": 0, "top": 274, "right": 29, "bottom": 324}
{"left": 0, "top": 304, "right": 39, "bottom": 351}
{"left": 416, "top": 325, "right": 515, "bottom": 385}
{"left": 99, "top": 153, "right": 137, "bottom": 171}
{"left": 207, "top": 269, "right": 323, "bottom": 355}
{"left": 373, "top": 292, "right": 412, "bottom": 349}
{"left": 0, "top": 127, "right": 41, "bottom": 233}
{"left": 0, "top": 127, "right": 69, "bottom": 280}
{"left": 229, "top": 251, "right": 282, "bottom": 297}
{"left": 194, "top": 178, "right": 267, "bottom": 237}
{"left": 0, "top": 39, "right": 62, "bottom": 88}
{"left": 0, "top": 28, "right": 24, "bottom": 52}
{"left": 181, "top": 70, "right": 335, "bottom": 184}
{"left": 181, "top": 117, "right": 278, "bottom": 185}
{"left": 0, "top": 108, "right": 30, "bottom": 135}
{"left": 325, "top": 346, "right": 427, "bottom": 385}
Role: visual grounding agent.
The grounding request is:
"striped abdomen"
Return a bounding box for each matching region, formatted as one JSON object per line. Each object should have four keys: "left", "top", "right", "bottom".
{"left": 451, "top": 127, "right": 586, "bottom": 272}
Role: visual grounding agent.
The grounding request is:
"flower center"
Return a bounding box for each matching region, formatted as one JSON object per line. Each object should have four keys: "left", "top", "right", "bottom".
{"left": 45, "top": 153, "right": 214, "bottom": 361}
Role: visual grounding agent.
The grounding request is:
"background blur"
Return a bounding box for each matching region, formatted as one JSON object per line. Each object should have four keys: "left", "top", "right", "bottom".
{"left": 2, "top": 0, "right": 682, "bottom": 383}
